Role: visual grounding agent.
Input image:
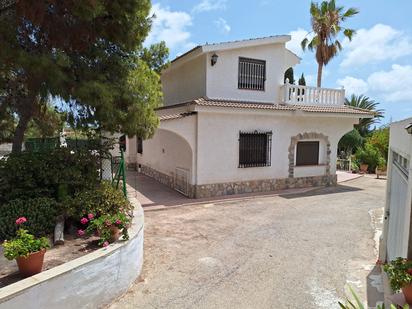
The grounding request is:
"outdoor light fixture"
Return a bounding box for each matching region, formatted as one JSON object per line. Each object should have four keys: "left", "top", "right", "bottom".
{"left": 211, "top": 53, "right": 218, "bottom": 66}
{"left": 405, "top": 123, "right": 412, "bottom": 135}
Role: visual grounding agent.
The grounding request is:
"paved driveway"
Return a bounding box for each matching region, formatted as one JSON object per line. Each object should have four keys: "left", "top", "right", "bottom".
{"left": 111, "top": 176, "right": 385, "bottom": 309}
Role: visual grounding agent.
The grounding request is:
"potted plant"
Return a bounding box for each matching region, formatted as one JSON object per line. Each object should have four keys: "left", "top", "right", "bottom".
{"left": 384, "top": 257, "right": 412, "bottom": 304}
{"left": 78, "top": 213, "right": 130, "bottom": 247}
{"left": 3, "top": 217, "right": 50, "bottom": 277}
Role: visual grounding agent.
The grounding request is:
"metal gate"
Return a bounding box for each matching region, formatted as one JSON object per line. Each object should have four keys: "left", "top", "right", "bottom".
{"left": 175, "top": 168, "right": 190, "bottom": 196}
{"left": 387, "top": 155, "right": 409, "bottom": 261}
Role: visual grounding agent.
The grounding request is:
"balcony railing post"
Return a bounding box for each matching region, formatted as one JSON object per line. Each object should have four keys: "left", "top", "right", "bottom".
{"left": 281, "top": 84, "right": 345, "bottom": 106}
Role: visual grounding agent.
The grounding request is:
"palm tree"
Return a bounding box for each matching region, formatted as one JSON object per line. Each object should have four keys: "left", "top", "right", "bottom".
{"left": 345, "top": 94, "right": 384, "bottom": 136}
{"left": 301, "top": 0, "right": 359, "bottom": 87}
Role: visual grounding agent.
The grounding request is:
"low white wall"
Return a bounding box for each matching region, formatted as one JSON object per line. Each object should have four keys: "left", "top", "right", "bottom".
{"left": 0, "top": 187, "right": 143, "bottom": 309}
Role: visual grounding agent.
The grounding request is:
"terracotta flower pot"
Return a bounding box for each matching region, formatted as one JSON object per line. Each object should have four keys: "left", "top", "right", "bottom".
{"left": 360, "top": 164, "right": 368, "bottom": 173}
{"left": 109, "top": 226, "right": 122, "bottom": 242}
{"left": 403, "top": 284, "right": 412, "bottom": 305}
{"left": 16, "top": 249, "right": 46, "bottom": 277}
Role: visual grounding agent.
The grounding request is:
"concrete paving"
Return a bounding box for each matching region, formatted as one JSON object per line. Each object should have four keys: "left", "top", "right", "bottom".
{"left": 111, "top": 176, "right": 385, "bottom": 309}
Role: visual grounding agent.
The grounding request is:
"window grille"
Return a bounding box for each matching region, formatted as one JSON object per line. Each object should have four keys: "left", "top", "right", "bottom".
{"left": 239, "top": 131, "right": 272, "bottom": 168}
{"left": 137, "top": 137, "right": 143, "bottom": 154}
{"left": 393, "top": 151, "right": 409, "bottom": 177}
{"left": 238, "top": 57, "right": 266, "bottom": 91}
{"left": 296, "top": 141, "right": 319, "bottom": 166}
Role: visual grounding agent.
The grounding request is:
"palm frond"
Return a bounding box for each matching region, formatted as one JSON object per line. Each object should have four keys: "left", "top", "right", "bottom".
{"left": 301, "top": 37, "right": 309, "bottom": 50}
{"left": 343, "top": 28, "right": 355, "bottom": 41}
{"left": 345, "top": 94, "right": 384, "bottom": 136}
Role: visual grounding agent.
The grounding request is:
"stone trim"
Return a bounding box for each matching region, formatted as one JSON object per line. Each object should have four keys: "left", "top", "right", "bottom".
{"left": 194, "top": 175, "right": 337, "bottom": 199}
{"left": 140, "top": 165, "right": 196, "bottom": 198}
{"left": 288, "top": 132, "right": 331, "bottom": 178}
{"left": 141, "top": 165, "right": 174, "bottom": 189}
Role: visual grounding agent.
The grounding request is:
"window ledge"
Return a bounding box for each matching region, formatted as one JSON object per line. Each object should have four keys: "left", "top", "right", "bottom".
{"left": 294, "top": 164, "right": 327, "bottom": 168}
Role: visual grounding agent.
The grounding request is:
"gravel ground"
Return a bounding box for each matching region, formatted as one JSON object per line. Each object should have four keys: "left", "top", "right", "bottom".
{"left": 110, "top": 175, "right": 385, "bottom": 309}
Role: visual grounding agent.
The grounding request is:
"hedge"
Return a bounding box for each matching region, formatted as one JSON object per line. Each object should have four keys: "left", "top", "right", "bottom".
{"left": 0, "top": 198, "right": 59, "bottom": 240}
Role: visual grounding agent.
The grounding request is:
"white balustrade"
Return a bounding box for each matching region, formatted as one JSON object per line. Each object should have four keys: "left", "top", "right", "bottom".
{"left": 281, "top": 82, "right": 345, "bottom": 106}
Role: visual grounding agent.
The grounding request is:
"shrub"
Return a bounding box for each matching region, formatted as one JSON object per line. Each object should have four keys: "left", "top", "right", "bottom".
{"left": 0, "top": 148, "right": 100, "bottom": 203}
{"left": 354, "top": 143, "right": 384, "bottom": 172}
{"left": 67, "top": 181, "right": 132, "bottom": 220}
{"left": 0, "top": 198, "right": 59, "bottom": 240}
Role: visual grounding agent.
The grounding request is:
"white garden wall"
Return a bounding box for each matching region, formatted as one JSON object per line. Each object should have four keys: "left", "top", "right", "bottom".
{"left": 0, "top": 187, "right": 144, "bottom": 309}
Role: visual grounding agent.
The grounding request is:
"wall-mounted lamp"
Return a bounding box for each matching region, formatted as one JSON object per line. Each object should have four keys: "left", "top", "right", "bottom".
{"left": 405, "top": 123, "right": 412, "bottom": 135}
{"left": 211, "top": 53, "right": 218, "bottom": 66}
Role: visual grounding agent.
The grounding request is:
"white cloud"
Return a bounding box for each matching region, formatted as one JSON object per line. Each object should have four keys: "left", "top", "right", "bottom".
{"left": 337, "top": 64, "right": 412, "bottom": 102}
{"left": 214, "top": 18, "right": 231, "bottom": 34}
{"left": 341, "top": 24, "right": 412, "bottom": 67}
{"left": 367, "top": 64, "right": 412, "bottom": 102}
{"left": 337, "top": 76, "right": 368, "bottom": 96}
{"left": 146, "top": 4, "right": 194, "bottom": 50}
{"left": 286, "top": 28, "right": 313, "bottom": 57}
{"left": 192, "top": 0, "right": 227, "bottom": 13}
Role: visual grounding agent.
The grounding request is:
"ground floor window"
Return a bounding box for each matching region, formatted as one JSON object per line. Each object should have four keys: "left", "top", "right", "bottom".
{"left": 137, "top": 137, "right": 143, "bottom": 154}
{"left": 239, "top": 131, "right": 272, "bottom": 168}
{"left": 296, "top": 141, "right": 319, "bottom": 166}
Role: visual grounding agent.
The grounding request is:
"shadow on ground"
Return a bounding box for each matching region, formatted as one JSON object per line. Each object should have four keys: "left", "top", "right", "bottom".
{"left": 127, "top": 171, "right": 364, "bottom": 209}
{"left": 279, "top": 184, "right": 363, "bottom": 199}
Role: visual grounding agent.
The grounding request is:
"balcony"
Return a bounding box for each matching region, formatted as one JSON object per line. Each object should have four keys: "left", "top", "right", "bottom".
{"left": 281, "top": 83, "right": 345, "bottom": 106}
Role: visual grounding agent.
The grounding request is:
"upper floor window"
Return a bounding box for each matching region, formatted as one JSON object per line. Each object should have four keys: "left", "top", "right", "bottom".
{"left": 239, "top": 131, "right": 272, "bottom": 168}
{"left": 296, "top": 141, "right": 319, "bottom": 166}
{"left": 238, "top": 57, "right": 266, "bottom": 91}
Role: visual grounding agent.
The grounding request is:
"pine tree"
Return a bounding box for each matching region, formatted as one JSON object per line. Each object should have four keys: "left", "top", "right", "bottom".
{"left": 0, "top": 1, "right": 166, "bottom": 152}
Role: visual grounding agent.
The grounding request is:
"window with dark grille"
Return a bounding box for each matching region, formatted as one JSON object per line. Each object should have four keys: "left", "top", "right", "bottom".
{"left": 238, "top": 57, "right": 266, "bottom": 91}
{"left": 296, "top": 141, "right": 319, "bottom": 166}
{"left": 137, "top": 137, "right": 143, "bottom": 154}
{"left": 239, "top": 131, "right": 272, "bottom": 168}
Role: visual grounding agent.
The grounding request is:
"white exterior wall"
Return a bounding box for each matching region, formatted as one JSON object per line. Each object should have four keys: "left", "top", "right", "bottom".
{"left": 205, "top": 43, "right": 289, "bottom": 103}
{"left": 161, "top": 55, "right": 207, "bottom": 106}
{"left": 137, "top": 116, "right": 197, "bottom": 183}
{"left": 195, "top": 110, "right": 356, "bottom": 185}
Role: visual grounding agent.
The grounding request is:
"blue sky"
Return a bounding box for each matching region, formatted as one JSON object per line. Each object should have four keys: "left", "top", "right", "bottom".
{"left": 146, "top": 0, "right": 412, "bottom": 125}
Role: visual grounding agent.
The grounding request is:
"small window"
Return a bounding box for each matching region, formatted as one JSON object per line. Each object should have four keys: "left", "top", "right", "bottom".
{"left": 238, "top": 57, "right": 266, "bottom": 91}
{"left": 137, "top": 137, "right": 143, "bottom": 154}
{"left": 296, "top": 141, "right": 319, "bottom": 166}
{"left": 239, "top": 131, "right": 272, "bottom": 168}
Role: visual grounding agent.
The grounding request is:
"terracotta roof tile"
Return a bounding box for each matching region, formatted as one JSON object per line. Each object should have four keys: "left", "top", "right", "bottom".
{"left": 158, "top": 97, "right": 374, "bottom": 121}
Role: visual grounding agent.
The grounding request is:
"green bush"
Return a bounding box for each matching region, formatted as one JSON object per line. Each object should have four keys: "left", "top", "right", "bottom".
{"left": 0, "top": 198, "right": 59, "bottom": 240}
{"left": 0, "top": 148, "right": 100, "bottom": 203}
{"left": 354, "top": 143, "right": 384, "bottom": 172}
{"left": 68, "top": 181, "right": 132, "bottom": 220}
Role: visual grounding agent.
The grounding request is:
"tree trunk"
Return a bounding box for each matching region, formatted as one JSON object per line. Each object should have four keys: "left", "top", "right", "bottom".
{"left": 11, "top": 111, "right": 31, "bottom": 153}
{"left": 317, "top": 62, "right": 323, "bottom": 88}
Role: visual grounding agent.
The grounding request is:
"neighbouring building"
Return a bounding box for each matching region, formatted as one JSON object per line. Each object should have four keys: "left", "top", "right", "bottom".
{"left": 380, "top": 117, "right": 412, "bottom": 262}
{"left": 128, "top": 35, "right": 374, "bottom": 198}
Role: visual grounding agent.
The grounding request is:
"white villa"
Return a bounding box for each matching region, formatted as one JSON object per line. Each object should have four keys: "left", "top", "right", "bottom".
{"left": 127, "top": 35, "right": 374, "bottom": 198}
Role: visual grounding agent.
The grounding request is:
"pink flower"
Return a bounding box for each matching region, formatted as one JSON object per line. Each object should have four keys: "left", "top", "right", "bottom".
{"left": 115, "top": 219, "right": 121, "bottom": 225}
{"left": 77, "top": 229, "right": 85, "bottom": 237}
{"left": 102, "top": 241, "right": 109, "bottom": 247}
{"left": 87, "top": 213, "right": 94, "bottom": 220}
{"left": 15, "top": 217, "right": 27, "bottom": 225}
{"left": 105, "top": 220, "right": 111, "bottom": 227}
{"left": 80, "top": 217, "right": 89, "bottom": 225}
